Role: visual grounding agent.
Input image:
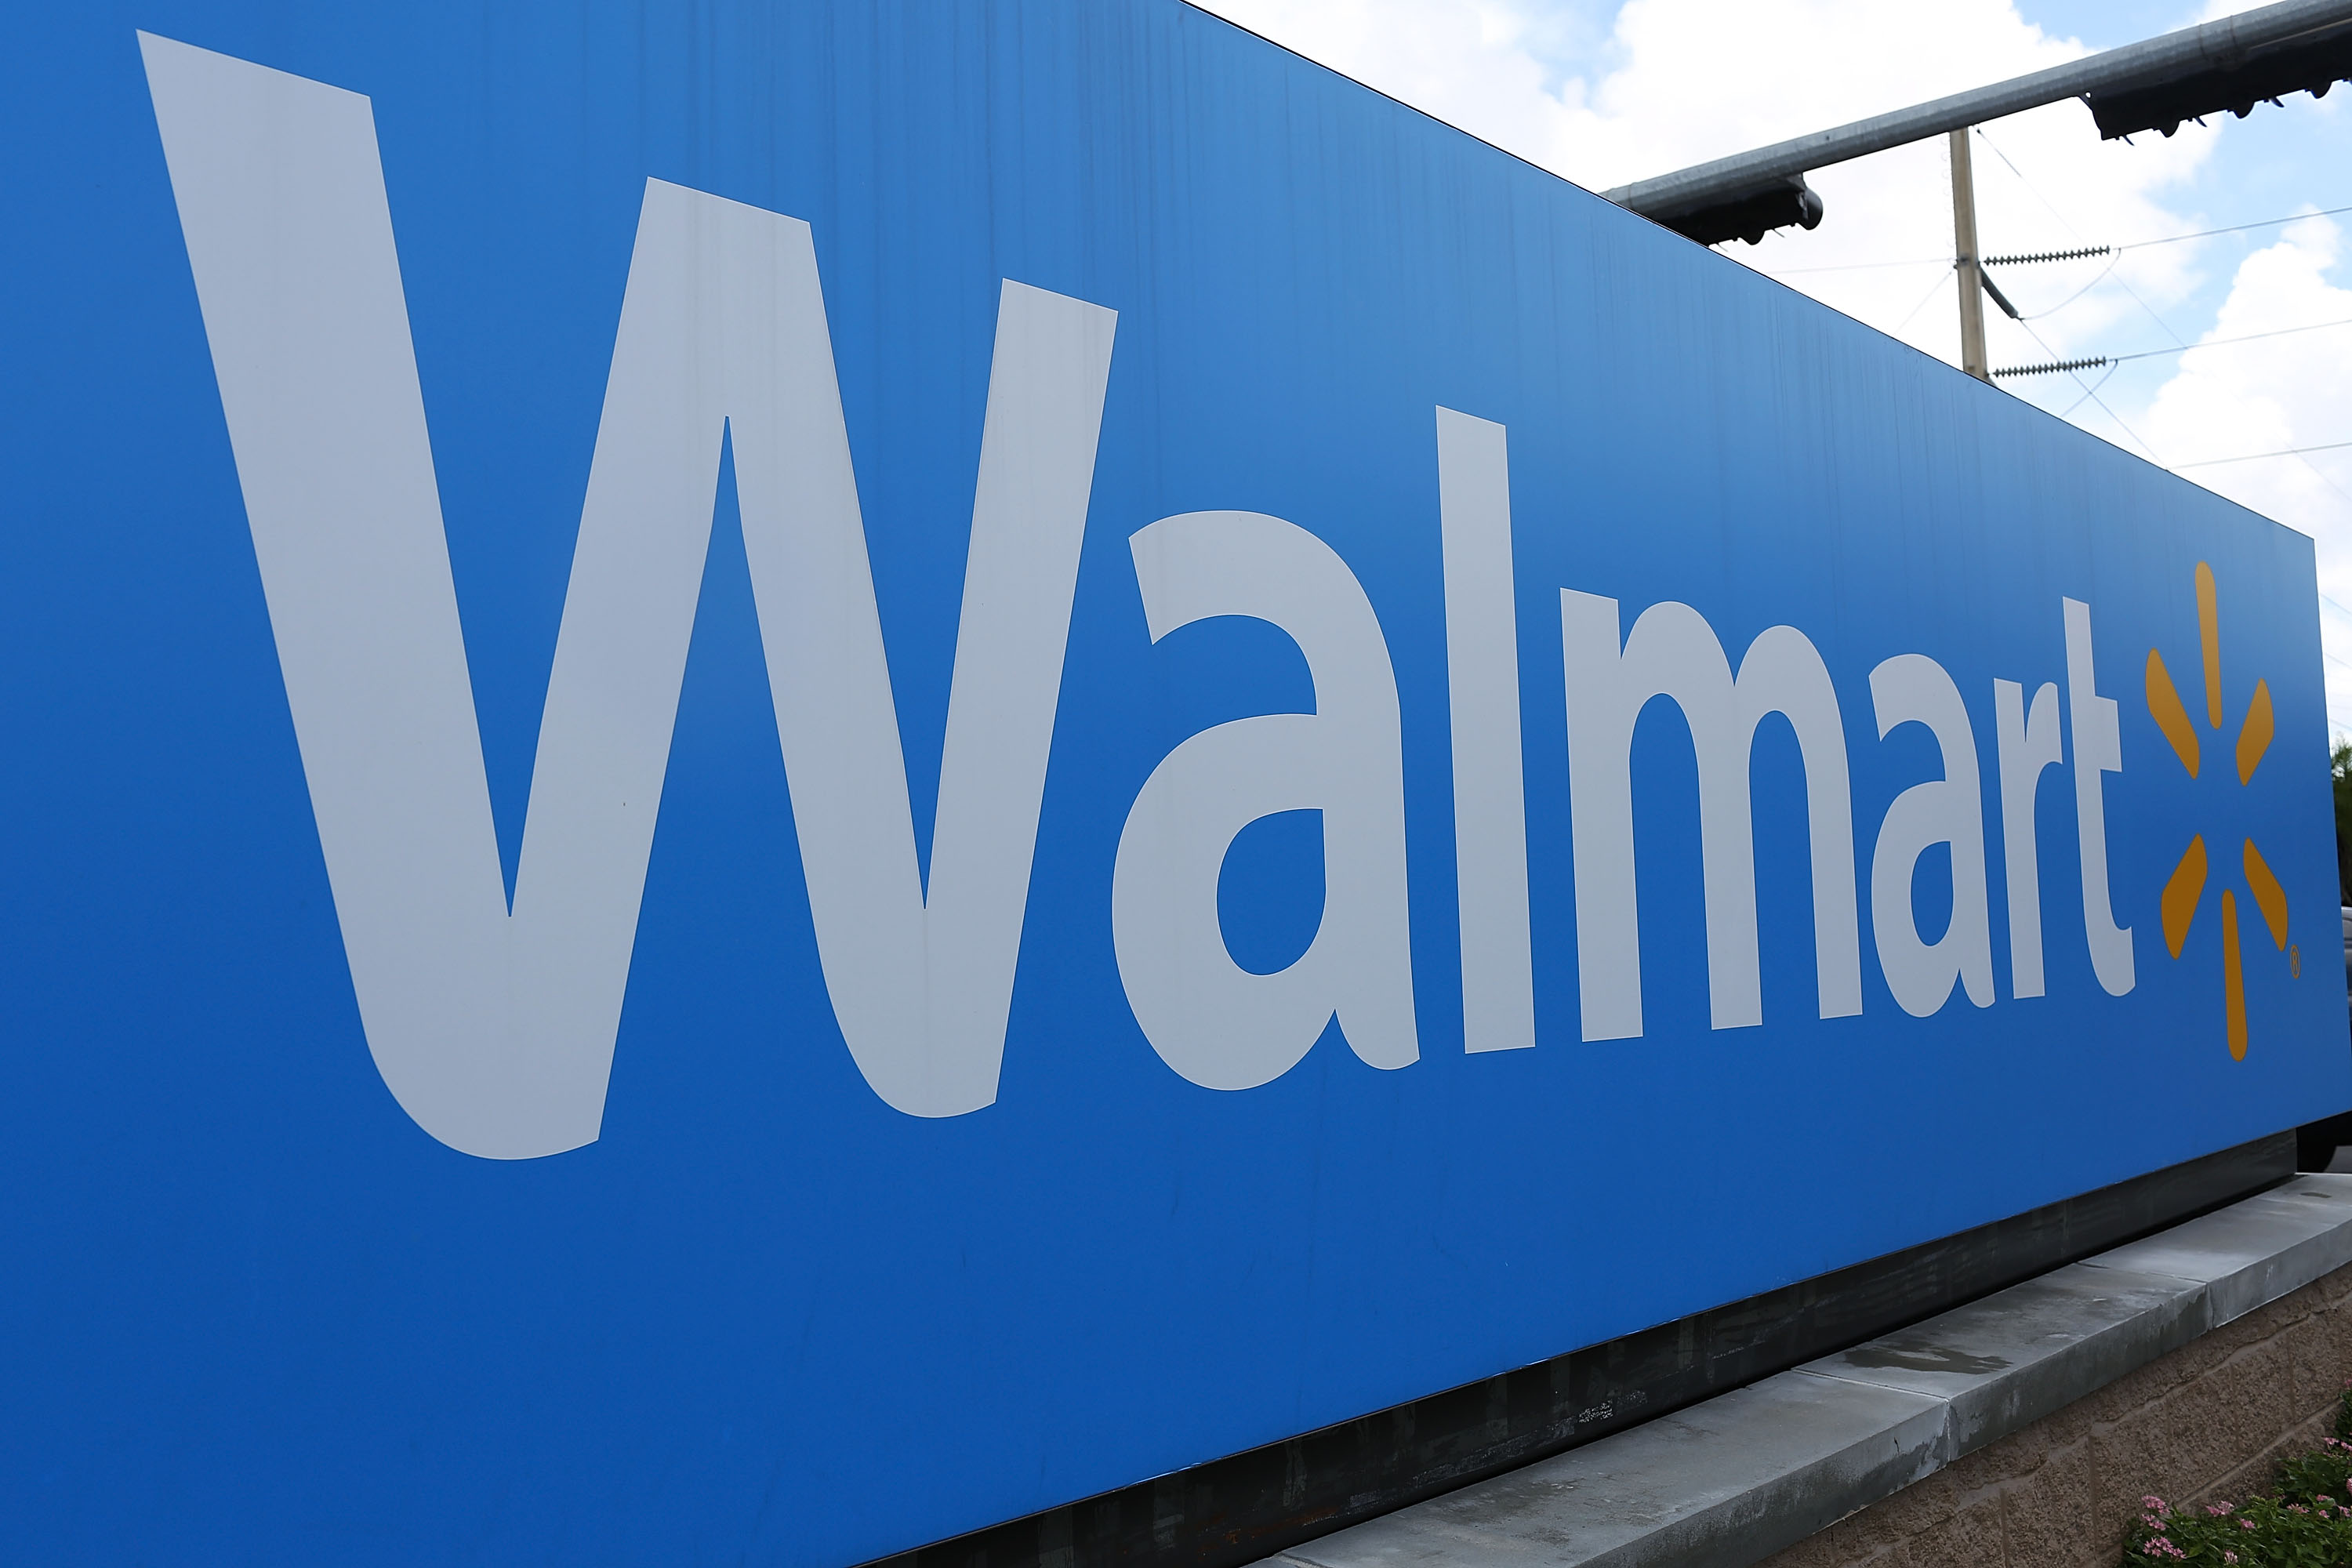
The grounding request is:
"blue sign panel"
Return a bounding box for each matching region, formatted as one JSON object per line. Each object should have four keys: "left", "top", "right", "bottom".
{"left": 3, "top": 2, "right": 2345, "bottom": 1561}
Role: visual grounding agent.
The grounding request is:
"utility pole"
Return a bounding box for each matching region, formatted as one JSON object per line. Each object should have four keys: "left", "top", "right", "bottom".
{"left": 1949, "top": 129, "right": 1989, "bottom": 382}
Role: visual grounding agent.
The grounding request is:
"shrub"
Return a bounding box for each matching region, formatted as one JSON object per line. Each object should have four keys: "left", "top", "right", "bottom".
{"left": 2122, "top": 1384, "right": 2352, "bottom": 1566}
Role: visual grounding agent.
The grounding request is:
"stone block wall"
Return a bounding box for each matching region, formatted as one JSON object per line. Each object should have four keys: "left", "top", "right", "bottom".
{"left": 1759, "top": 1260, "right": 2352, "bottom": 1568}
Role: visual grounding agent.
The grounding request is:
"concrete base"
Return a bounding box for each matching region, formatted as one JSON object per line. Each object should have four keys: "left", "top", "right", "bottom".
{"left": 1257, "top": 1175, "right": 2352, "bottom": 1568}
{"left": 1759, "top": 1264, "right": 2352, "bottom": 1566}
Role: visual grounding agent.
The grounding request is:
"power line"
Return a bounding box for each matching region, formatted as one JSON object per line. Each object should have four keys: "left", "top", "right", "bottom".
{"left": 2296, "top": 448, "right": 2352, "bottom": 510}
{"left": 2006, "top": 308, "right": 2160, "bottom": 461}
{"left": 1766, "top": 205, "right": 2352, "bottom": 280}
{"left": 1967, "top": 131, "right": 2350, "bottom": 503}
{"left": 2018, "top": 255, "right": 2121, "bottom": 321}
{"left": 1889, "top": 269, "right": 1955, "bottom": 334}
{"left": 2121, "top": 203, "right": 2352, "bottom": 250}
{"left": 1990, "top": 171, "right": 2352, "bottom": 509}
{"left": 2056, "top": 360, "right": 2118, "bottom": 420}
{"left": 2108, "top": 314, "right": 2352, "bottom": 361}
{"left": 1748, "top": 122, "right": 2349, "bottom": 485}
{"left": 1972, "top": 126, "right": 2190, "bottom": 353}
{"left": 1997, "top": 205, "right": 2352, "bottom": 262}
{"left": 1991, "top": 314, "right": 2352, "bottom": 376}
{"left": 1972, "top": 129, "right": 2085, "bottom": 239}
{"left": 2173, "top": 439, "right": 2352, "bottom": 469}
{"left": 2176, "top": 448, "right": 2352, "bottom": 520}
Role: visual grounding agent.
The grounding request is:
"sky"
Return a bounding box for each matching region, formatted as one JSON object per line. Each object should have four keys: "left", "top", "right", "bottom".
{"left": 1191, "top": 0, "right": 2352, "bottom": 735}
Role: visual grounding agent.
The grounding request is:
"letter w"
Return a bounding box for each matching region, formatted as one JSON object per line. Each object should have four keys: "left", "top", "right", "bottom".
{"left": 142, "top": 35, "right": 1116, "bottom": 1158}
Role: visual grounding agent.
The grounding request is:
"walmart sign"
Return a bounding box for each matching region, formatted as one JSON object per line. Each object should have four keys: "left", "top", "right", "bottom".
{"left": 3, "top": 5, "right": 2346, "bottom": 1564}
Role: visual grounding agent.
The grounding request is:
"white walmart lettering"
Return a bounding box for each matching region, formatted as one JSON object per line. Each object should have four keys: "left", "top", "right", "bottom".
{"left": 140, "top": 35, "right": 2143, "bottom": 1155}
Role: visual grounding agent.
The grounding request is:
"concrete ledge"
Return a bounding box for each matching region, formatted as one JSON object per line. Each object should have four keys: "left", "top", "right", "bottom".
{"left": 1801, "top": 1261, "right": 2209, "bottom": 1456}
{"left": 1261, "top": 1173, "right": 2352, "bottom": 1568}
{"left": 2086, "top": 1181, "right": 2352, "bottom": 1325}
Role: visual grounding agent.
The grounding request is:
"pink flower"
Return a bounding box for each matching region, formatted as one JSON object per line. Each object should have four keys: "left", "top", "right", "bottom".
{"left": 2224, "top": 1552, "right": 2239, "bottom": 1565}
{"left": 2143, "top": 1496, "right": 2169, "bottom": 1510}
{"left": 2241, "top": 1518, "right": 2257, "bottom": 1530}
{"left": 2206, "top": 1502, "right": 2234, "bottom": 1515}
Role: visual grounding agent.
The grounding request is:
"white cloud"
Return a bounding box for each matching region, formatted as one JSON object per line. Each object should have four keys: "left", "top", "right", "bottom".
{"left": 2140, "top": 220, "right": 2352, "bottom": 730}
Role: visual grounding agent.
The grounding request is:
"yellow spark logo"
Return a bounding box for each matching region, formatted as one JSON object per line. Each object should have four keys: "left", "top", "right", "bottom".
{"left": 2146, "top": 562, "right": 2288, "bottom": 1059}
